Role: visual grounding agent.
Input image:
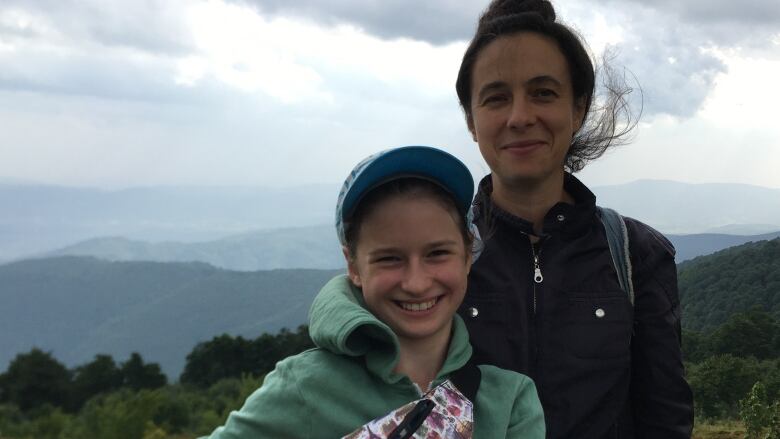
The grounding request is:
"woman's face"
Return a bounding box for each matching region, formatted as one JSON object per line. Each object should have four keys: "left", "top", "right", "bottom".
{"left": 468, "top": 32, "right": 585, "bottom": 191}
{"left": 346, "top": 194, "right": 471, "bottom": 347}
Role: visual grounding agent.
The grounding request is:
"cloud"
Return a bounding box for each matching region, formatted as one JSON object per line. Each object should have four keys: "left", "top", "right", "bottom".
{"left": 602, "top": 1, "right": 780, "bottom": 62}
{"left": 229, "top": 0, "right": 737, "bottom": 118}
{"left": 228, "top": 0, "right": 487, "bottom": 44}
{"left": 605, "top": 21, "right": 726, "bottom": 117}
{"left": 0, "top": 0, "right": 473, "bottom": 187}
{"left": 616, "top": 0, "right": 780, "bottom": 42}
{"left": 0, "top": 0, "right": 193, "bottom": 55}
{"left": 0, "top": 0, "right": 777, "bottom": 189}
{"left": 561, "top": 3, "right": 728, "bottom": 118}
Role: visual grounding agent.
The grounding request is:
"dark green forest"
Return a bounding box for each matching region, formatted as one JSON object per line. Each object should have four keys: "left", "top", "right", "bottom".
{"left": 0, "top": 327, "right": 313, "bottom": 439}
{"left": 2, "top": 312, "right": 778, "bottom": 439}
{"left": 679, "top": 239, "right": 780, "bottom": 332}
{"left": 1, "top": 239, "right": 779, "bottom": 438}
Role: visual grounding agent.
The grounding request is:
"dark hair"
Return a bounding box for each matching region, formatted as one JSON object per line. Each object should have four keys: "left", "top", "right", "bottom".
{"left": 343, "top": 178, "right": 474, "bottom": 259}
{"left": 455, "top": 0, "right": 637, "bottom": 172}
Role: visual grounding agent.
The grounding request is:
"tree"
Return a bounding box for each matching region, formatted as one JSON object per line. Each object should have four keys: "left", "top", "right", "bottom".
{"left": 121, "top": 353, "right": 167, "bottom": 390}
{"left": 687, "top": 354, "right": 761, "bottom": 418}
{"left": 708, "top": 309, "right": 780, "bottom": 360}
{"left": 740, "top": 382, "right": 772, "bottom": 439}
{"left": 180, "top": 334, "right": 252, "bottom": 387}
{"left": 71, "top": 354, "right": 123, "bottom": 409}
{"left": 0, "top": 348, "right": 71, "bottom": 412}
{"left": 682, "top": 329, "right": 708, "bottom": 363}
{"left": 181, "top": 326, "right": 313, "bottom": 387}
{"left": 249, "top": 326, "right": 313, "bottom": 374}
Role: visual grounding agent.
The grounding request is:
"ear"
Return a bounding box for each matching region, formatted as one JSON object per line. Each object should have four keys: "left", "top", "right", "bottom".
{"left": 572, "top": 97, "right": 587, "bottom": 134}
{"left": 343, "top": 246, "right": 362, "bottom": 287}
{"left": 465, "top": 247, "right": 473, "bottom": 276}
{"left": 466, "top": 114, "right": 477, "bottom": 142}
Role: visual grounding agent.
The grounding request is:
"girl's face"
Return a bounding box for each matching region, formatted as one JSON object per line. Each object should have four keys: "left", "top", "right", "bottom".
{"left": 468, "top": 32, "right": 585, "bottom": 190}
{"left": 346, "top": 194, "right": 471, "bottom": 347}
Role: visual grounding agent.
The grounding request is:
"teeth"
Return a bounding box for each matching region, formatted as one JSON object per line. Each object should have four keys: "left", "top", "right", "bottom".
{"left": 400, "top": 298, "right": 437, "bottom": 312}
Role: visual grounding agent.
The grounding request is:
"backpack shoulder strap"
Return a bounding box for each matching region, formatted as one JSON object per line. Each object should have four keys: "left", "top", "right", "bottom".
{"left": 597, "top": 206, "right": 635, "bottom": 306}
{"left": 448, "top": 358, "right": 481, "bottom": 402}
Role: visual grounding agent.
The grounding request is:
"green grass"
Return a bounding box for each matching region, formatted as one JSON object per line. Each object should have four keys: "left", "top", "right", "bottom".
{"left": 693, "top": 419, "right": 745, "bottom": 439}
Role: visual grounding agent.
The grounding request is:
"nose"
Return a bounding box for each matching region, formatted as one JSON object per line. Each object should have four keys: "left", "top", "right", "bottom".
{"left": 507, "top": 97, "right": 536, "bottom": 130}
{"left": 401, "top": 260, "right": 432, "bottom": 295}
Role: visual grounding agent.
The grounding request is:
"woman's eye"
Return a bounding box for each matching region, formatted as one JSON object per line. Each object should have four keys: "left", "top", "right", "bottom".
{"left": 533, "top": 88, "right": 558, "bottom": 99}
{"left": 482, "top": 94, "right": 507, "bottom": 105}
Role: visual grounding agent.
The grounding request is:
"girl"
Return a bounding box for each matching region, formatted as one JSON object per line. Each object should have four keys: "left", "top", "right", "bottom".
{"left": 206, "top": 145, "right": 545, "bottom": 438}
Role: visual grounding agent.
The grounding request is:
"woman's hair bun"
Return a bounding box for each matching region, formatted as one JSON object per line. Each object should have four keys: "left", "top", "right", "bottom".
{"left": 479, "top": 0, "right": 556, "bottom": 25}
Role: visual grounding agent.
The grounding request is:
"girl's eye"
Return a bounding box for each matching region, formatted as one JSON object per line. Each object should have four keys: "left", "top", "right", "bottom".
{"left": 428, "top": 249, "right": 452, "bottom": 258}
{"left": 374, "top": 255, "right": 401, "bottom": 264}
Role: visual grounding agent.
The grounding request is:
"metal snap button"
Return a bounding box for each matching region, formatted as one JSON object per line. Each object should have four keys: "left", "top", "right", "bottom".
{"left": 556, "top": 214, "right": 565, "bottom": 222}
{"left": 595, "top": 308, "right": 605, "bottom": 318}
{"left": 468, "top": 307, "right": 479, "bottom": 318}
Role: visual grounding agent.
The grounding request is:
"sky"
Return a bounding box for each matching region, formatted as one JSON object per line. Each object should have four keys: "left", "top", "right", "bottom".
{"left": 1, "top": 0, "right": 779, "bottom": 190}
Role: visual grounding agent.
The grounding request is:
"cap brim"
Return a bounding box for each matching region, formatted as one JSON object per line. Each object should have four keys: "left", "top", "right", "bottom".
{"left": 340, "top": 146, "right": 474, "bottom": 220}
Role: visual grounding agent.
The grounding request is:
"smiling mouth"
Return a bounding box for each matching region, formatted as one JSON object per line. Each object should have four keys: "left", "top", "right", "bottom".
{"left": 501, "top": 140, "right": 545, "bottom": 150}
{"left": 396, "top": 297, "right": 439, "bottom": 312}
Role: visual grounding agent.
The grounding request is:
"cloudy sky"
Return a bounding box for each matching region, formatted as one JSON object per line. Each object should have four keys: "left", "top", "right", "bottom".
{"left": 1, "top": 0, "right": 779, "bottom": 189}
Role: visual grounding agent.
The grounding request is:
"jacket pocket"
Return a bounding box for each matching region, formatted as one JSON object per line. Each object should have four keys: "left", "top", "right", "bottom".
{"left": 564, "top": 294, "right": 633, "bottom": 359}
{"left": 458, "top": 292, "right": 516, "bottom": 368}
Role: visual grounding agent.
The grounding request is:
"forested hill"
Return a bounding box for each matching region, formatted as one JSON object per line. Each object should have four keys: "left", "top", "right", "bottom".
{"left": 679, "top": 238, "right": 780, "bottom": 332}
{"left": 4, "top": 238, "right": 779, "bottom": 378}
{"left": 0, "top": 256, "right": 341, "bottom": 378}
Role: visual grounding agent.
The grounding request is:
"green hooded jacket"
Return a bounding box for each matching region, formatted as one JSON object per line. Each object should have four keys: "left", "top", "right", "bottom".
{"left": 205, "top": 275, "right": 545, "bottom": 438}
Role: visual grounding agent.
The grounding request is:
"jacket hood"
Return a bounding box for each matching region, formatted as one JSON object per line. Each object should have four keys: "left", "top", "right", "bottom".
{"left": 308, "top": 275, "right": 472, "bottom": 384}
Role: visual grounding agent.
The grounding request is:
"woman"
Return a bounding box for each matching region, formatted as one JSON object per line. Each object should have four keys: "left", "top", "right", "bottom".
{"left": 454, "top": 1, "right": 694, "bottom": 438}
{"left": 205, "top": 146, "right": 545, "bottom": 438}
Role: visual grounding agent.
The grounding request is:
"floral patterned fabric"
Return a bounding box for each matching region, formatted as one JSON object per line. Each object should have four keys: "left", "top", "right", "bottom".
{"left": 342, "top": 380, "right": 473, "bottom": 439}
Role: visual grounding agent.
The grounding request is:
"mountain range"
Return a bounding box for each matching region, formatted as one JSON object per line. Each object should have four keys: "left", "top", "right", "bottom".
{"left": 0, "top": 256, "right": 341, "bottom": 379}
{"left": 3, "top": 179, "right": 780, "bottom": 265}
{"left": 592, "top": 179, "right": 780, "bottom": 234}
{"left": 33, "top": 226, "right": 780, "bottom": 271}
{"left": 0, "top": 183, "right": 339, "bottom": 262}
{"left": 3, "top": 237, "right": 779, "bottom": 379}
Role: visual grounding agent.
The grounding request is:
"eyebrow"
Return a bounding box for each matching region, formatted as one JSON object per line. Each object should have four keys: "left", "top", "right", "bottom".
{"left": 476, "top": 75, "right": 564, "bottom": 101}
{"left": 427, "top": 240, "right": 459, "bottom": 248}
{"left": 527, "top": 75, "right": 563, "bottom": 87}
{"left": 366, "top": 240, "right": 460, "bottom": 256}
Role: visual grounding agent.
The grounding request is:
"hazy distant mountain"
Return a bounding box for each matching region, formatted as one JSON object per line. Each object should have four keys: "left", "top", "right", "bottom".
{"left": 41, "top": 226, "right": 780, "bottom": 269}
{"left": 0, "top": 256, "right": 341, "bottom": 378}
{"left": 0, "top": 183, "right": 339, "bottom": 261}
{"left": 46, "top": 225, "right": 345, "bottom": 270}
{"left": 4, "top": 179, "right": 780, "bottom": 263}
{"left": 667, "top": 231, "right": 780, "bottom": 262}
{"left": 592, "top": 179, "right": 780, "bottom": 234}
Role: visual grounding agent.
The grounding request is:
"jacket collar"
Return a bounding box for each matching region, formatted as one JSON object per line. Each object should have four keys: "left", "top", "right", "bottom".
{"left": 473, "top": 172, "right": 597, "bottom": 238}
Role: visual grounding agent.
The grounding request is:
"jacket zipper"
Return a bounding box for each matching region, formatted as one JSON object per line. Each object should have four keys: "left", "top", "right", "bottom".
{"left": 531, "top": 241, "right": 543, "bottom": 314}
{"left": 530, "top": 238, "right": 544, "bottom": 375}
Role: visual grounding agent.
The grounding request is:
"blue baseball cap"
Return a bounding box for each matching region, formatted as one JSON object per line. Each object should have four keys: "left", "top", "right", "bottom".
{"left": 336, "top": 146, "right": 474, "bottom": 245}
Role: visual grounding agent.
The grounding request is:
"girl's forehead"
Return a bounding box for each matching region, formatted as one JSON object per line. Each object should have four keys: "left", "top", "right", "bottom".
{"left": 359, "top": 196, "right": 460, "bottom": 232}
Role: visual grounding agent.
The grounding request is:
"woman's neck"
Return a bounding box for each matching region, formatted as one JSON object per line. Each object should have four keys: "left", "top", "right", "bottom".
{"left": 394, "top": 329, "right": 451, "bottom": 391}
{"left": 490, "top": 172, "right": 573, "bottom": 236}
